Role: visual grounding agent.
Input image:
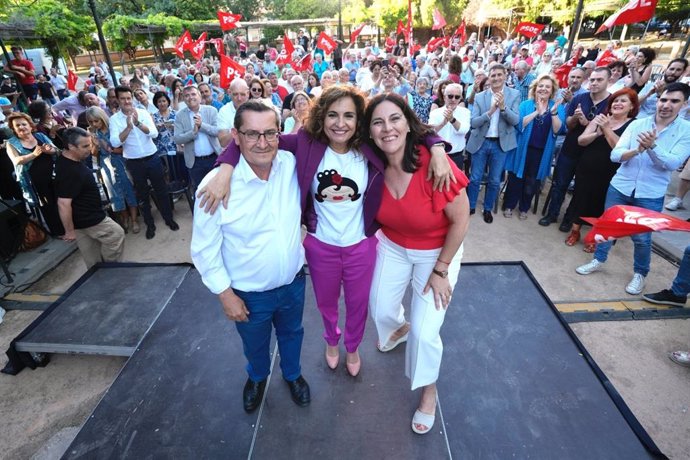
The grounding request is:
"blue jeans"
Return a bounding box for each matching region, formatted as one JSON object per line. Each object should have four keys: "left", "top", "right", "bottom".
{"left": 593, "top": 186, "right": 664, "bottom": 277}
{"left": 672, "top": 246, "right": 690, "bottom": 297}
{"left": 546, "top": 153, "right": 578, "bottom": 220}
{"left": 233, "top": 269, "right": 306, "bottom": 383}
{"left": 188, "top": 154, "right": 217, "bottom": 194}
{"left": 467, "top": 139, "right": 508, "bottom": 212}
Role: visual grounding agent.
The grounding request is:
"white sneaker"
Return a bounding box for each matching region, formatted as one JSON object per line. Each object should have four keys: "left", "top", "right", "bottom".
{"left": 626, "top": 273, "right": 646, "bottom": 295}
{"left": 0, "top": 306, "right": 5, "bottom": 324}
{"left": 576, "top": 259, "right": 604, "bottom": 275}
{"left": 664, "top": 197, "right": 683, "bottom": 211}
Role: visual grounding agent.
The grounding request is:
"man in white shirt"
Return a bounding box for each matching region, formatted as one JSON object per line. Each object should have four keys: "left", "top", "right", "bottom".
{"left": 576, "top": 82, "right": 690, "bottom": 295}
{"left": 49, "top": 68, "right": 69, "bottom": 100}
{"left": 191, "top": 100, "right": 311, "bottom": 413}
{"left": 173, "top": 86, "right": 222, "bottom": 193}
{"left": 110, "top": 86, "right": 178, "bottom": 239}
{"left": 218, "top": 78, "right": 250, "bottom": 147}
{"left": 429, "top": 83, "right": 471, "bottom": 169}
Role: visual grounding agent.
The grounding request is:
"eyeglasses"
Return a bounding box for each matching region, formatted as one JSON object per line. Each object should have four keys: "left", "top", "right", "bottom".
{"left": 238, "top": 129, "right": 279, "bottom": 143}
{"left": 250, "top": 87, "right": 263, "bottom": 92}
{"left": 446, "top": 94, "right": 462, "bottom": 100}
{"left": 587, "top": 105, "right": 599, "bottom": 120}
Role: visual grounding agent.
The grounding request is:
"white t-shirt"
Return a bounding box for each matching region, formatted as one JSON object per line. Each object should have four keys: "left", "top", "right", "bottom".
{"left": 311, "top": 147, "right": 368, "bottom": 247}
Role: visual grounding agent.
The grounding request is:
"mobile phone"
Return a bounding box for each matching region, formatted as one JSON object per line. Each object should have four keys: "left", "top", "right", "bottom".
{"left": 382, "top": 59, "right": 390, "bottom": 67}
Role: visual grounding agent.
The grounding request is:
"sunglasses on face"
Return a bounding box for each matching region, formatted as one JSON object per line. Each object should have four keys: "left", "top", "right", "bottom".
{"left": 446, "top": 94, "right": 462, "bottom": 100}
{"left": 251, "top": 87, "right": 263, "bottom": 92}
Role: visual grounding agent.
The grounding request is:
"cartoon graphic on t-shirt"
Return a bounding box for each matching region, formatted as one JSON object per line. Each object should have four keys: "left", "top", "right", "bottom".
{"left": 315, "top": 169, "right": 361, "bottom": 203}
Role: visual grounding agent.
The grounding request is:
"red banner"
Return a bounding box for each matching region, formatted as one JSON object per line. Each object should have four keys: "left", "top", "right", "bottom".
{"left": 293, "top": 54, "right": 312, "bottom": 73}
{"left": 554, "top": 48, "right": 583, "bottom": 88}
{"left": 397, "top": 20, "right": 405, "bottom": 36}
{"left": 515, "top": 22, "right": 545, "bottom": 39}
{"left": 453, "top": 21, "right": 467, "bottom": 45}
{"left": 219, "top": 54, "right": 245, "bottom": 89}
{"left": 67, "top": 70, "right": 78, "bottom": 91}
{"left": 350, "top": 23, "right": 365, "bottom": 44}
{"left": 210, "top": 38, "right": 225, "bottom": 57}
{"left": 582, "top": 206, "right": 690, "bottom": 244}
{"left": 595, "top": 48, "right": 617, "bottom": 67}
{"left": 190, "top": 32, "right": 208, "bottom": 61}
{"left": 174, "top": 30, "right": 193, "bottom": 58}
{"left": 426, "top": 36, "right": 449, "bottom": 53}
{"left": 217, "top": 10, "right": 242, "bottom": 31}
{"left": 316, "top": 31, "right": 337, "bottom": 55}
{"left": 432, "top": 8, "right": 447, "bottom": 31}
{"left": 276, "top": 34, "right": 294, "bottom": 66}
{"left": 596, "top": 0, "right": 658, "bottom": 34}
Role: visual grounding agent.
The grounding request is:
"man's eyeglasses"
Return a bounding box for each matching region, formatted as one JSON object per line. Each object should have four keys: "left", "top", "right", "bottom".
{"left": 238, "top": 129, "right": 279, "bottom": 143}
{"left": 446, "top": 94, "right": 462, "bottom": 100}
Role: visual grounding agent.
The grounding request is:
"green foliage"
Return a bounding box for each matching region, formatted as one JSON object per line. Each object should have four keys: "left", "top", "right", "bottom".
{"left": 264, "top": 0, "right": 339, "bottom": 20}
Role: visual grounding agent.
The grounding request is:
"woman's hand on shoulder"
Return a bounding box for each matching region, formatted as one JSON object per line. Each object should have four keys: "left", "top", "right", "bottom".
{"left": 428, "top": 145, "right": 457, "bottom": 192}
{"left": 196, "top": 164, "right": 234, "bottom": 214}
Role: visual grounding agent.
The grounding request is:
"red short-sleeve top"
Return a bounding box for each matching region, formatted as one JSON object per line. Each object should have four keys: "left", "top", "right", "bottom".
{"left": 376, "top": 145, "right": 469, "bottom": 250}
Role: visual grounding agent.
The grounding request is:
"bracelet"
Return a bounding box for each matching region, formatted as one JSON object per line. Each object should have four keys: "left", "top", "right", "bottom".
{"left": 437, "top": 257, "right": 451, "bottom": 265}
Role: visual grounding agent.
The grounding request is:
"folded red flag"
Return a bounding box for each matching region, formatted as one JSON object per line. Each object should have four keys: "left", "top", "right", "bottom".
{"left": 582, "top": 205, "right": 690, "bottom": 244}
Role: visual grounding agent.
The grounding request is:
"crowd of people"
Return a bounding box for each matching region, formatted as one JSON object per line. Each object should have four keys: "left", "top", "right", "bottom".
{"left": 2, "top": 30, "right": 690, "bottom": 421}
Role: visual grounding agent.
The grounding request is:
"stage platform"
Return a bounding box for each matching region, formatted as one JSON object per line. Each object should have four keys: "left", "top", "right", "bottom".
{"left": 6, "top": 263, "right": 664, "bottom": 459}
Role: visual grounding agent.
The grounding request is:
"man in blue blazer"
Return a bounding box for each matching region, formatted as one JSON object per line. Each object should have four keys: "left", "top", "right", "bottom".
{"left": 174, "top": 86, "right": 223, "bottom": 193}
{"left": 466, "top": 63, "right": 521, "bottom": 223}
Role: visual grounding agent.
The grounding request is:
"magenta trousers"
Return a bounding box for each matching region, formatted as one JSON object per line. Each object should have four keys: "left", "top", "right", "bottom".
{"left": 303, "top": 234, "right": 378, "bottom": 353}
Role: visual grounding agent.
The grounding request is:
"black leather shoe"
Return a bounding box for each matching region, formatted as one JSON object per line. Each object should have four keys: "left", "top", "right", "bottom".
{"left": 286, "top": 375, "right": 310, "bottom": 407}
{"left": 558, "top": 220, "right": 572, "bottom": 233}
{"left": 166, "top": 220, "right": 180, "bottom": 231}
{"left": 469, "top": 208, "right": 476, "bottom": 215}
{"left": 483, "top": 210, "right": 493, "bottom": 224}
{"left": 243, "top": 378, "right": 267, "bottom": 413}
{"left": 145, "top": 226, "right": 155, "bottom": 240}
{"left": 538, "top": 215, "right": 556, "bottom": 227}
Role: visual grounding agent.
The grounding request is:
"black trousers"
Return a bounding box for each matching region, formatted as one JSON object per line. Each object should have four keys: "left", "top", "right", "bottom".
{"left": 126, "top": 155, "right": 173, "bottom": 228}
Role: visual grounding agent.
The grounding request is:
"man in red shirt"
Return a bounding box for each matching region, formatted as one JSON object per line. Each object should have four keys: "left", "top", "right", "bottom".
{"left": 384, "top": 32, "right": 396, "bottom": 54}
{"left": 7, "top": 47, "right": 38, "bottom": 101}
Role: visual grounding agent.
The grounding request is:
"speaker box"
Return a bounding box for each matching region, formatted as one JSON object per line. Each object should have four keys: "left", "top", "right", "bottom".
{"left": 0, "top": 199, "right": 25, "bottom": 260}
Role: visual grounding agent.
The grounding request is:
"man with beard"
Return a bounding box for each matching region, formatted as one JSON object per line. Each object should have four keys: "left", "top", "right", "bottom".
{"left": 638, "top": 59, "right": 688, "bottom": 118}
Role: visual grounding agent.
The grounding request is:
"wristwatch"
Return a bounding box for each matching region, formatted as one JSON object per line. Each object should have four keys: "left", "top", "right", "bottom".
{"left": 432, "top": 268, "right": 448, "bottom": 278}
{"left": 450, "top": 117, "right": 457, "bottom": 125}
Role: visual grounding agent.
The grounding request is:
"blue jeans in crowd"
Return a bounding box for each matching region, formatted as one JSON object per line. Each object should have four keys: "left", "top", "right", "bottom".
{"left": 467, "top": 139, "right": 508, "bottom": 212}
{"left": 546, "top": 152, "right": 578, "bottom": 221}
{"left": 233, "top": 269, "right": 306, "bottom": 383}
{"left": 593, "top": 186, "right": 664, "bottom": 277}
{"left": 672, "top": 246, "right": 690, "bottom": 297}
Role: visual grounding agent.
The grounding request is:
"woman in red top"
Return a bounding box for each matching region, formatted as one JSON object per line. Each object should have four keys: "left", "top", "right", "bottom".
{"left": 363, "top": 94, "right": 470, "bottom": 435}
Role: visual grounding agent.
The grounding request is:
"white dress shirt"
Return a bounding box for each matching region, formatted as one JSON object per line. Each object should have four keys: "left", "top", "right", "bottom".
{"left": 429, "top": 106, "right": 471, "bottom": 153}
{"left": 217, "top": 103, "right": 237, "bottom": 131}
{"left": 109, "top": 109, "right": 159, "bottom": 159}
{"left": 188, "top": 110, "right": 214, "bottom": 156}
{"left": 191, "top": 149, "right": 304, "bottom": 294}
{"left": 610, "top": 115, "right": 690, "bottom": 198}
{"left": 486, "top": 91, "right": 502, "bottom": 138}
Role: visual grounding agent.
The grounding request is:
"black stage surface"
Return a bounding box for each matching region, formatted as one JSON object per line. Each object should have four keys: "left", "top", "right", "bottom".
{"left": 58, "top": 263, "right": 663, "bottom": 459}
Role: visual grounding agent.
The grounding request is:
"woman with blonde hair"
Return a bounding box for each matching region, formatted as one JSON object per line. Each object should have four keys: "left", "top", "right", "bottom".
{"left": 84, "top": 106, "right": 139, "bottom": 232}
{"left": 503, "top": 74, "right": 565, "bottom": 219}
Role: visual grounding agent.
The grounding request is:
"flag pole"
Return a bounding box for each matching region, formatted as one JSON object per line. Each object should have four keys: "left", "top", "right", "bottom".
{"left": 640, "top": 18, "right": 652, "bottom": 43}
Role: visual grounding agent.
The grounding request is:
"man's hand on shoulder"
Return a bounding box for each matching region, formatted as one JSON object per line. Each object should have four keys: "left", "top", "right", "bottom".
{"left": 219, "top": 288, "right": 250, "bottom": 322}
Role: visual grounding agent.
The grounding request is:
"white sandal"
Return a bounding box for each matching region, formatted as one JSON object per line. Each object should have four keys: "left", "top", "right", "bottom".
{"left": 377, "top": 323, "right": 410, "bottom": 352}
{"left": 669, "top": 350, "right": 690, "bottom": 367}
{"left": 411, "top": 409, "right": 435, "bottom": 434}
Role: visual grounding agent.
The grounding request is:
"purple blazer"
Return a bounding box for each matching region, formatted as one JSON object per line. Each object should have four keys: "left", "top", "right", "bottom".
{"left": 216, "top": 128, "right": 446, "bottom": 237}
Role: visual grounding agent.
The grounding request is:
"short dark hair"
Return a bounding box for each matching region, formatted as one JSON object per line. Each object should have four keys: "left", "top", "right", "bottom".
{"left": 362, "top": 93, "right": 435, "bottom": 173}
{"left": 607, "top": 60, "right": 628, "bottom": 77}
{"left": 661, "top": 82, "right": 690, "bottom": 101}
{"left": 305, "top": 85, "right": 367, "bottom": 150}
{"left": 152, "top": 91, "right": 170, "bottom": 107}
{"left": 63, "top": 127, "right": 90, "bottom": 149}
{"left": 233, "top": 100, "right": 280, "bottom": 130}
{"left": 668, "top": 58, "right": 689, "bottom": 71}
{"left": 592, "top": 66, "right": 612, "bottom": 78}
{"left": 114, "top": 86, "right": 132, "bottom": 98}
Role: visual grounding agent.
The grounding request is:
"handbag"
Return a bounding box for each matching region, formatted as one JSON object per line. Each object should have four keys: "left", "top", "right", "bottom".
{"left": 20, "top": 219, "right": 47, "bottom": 252}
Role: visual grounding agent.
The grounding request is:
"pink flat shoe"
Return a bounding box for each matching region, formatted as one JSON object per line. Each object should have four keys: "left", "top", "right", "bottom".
{"left": 346, "top": 351, "right": 361, "bottom": 377}
{"left": 325, "top": 346, "right": 339, "bottom": 370}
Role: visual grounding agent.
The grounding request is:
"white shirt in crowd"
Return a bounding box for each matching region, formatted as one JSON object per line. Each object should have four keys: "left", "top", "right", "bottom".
{"left": 109, "top": 108, "right": 159, "bottom": 159}
{"left": 311, "top": 147, "right": 368, "bottom": 247}
{"left": 429, "top": 105, "right": 472, "bottom": 153}
{"left": 217, "top": 103, "right": 238, "bottom": 130}
{"left": 191, "top": 150, "right": 304, "bottom": 294}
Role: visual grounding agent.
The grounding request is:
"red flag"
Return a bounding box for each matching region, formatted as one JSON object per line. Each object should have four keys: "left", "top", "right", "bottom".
{"left": 397, "top": 20, "right": 405, "bottom": 36}
{"left": 210, "top": 38, "right": 225, "bottom": 57}
{"left": 174, "top": 30, "right": 193, "bottom": 58}
{"left": 276, "top": 34, "right": 294, "bottom": 66}
{"left": 350, "top": 23, "right": 365, "bottom": 44}
{"left": 432, "top": 8, "right": 447, "bottom": 31}
{"left": 293, "top": 54, "right": 312, "bottom": 72}
{"left": 452, "top": 21, "right": 467, "bottom": 45}
{"left": 316, "top": 32, "right": 337, "bottom": 55}
{"left": 582, "top": 206, "right": 690, "bottom": 244}
{"left": 67, "top": 70, "right": 79, "bottom": 91}
{"left": 595, "top": 48, "right": 617, "bottom": 67}
{"left": 426, "top": 36, "right": 449, "bottom": 53}
{"left": 596, "top": 0, "right": 658, "bottom": 34}
{"left": 554, "top": 48, "right": 583, "bottom": 88}
{"left": 219, "top": 54, "right": 245, "bottom": 89}
{"left": 217, "top": 10, "right": 242, "bottom": 31}
{"left": 515, "top": 22, "right": 545, "bottom": 39}
{"left": 190, "top": 32, "right": 207, "bottom": 61}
